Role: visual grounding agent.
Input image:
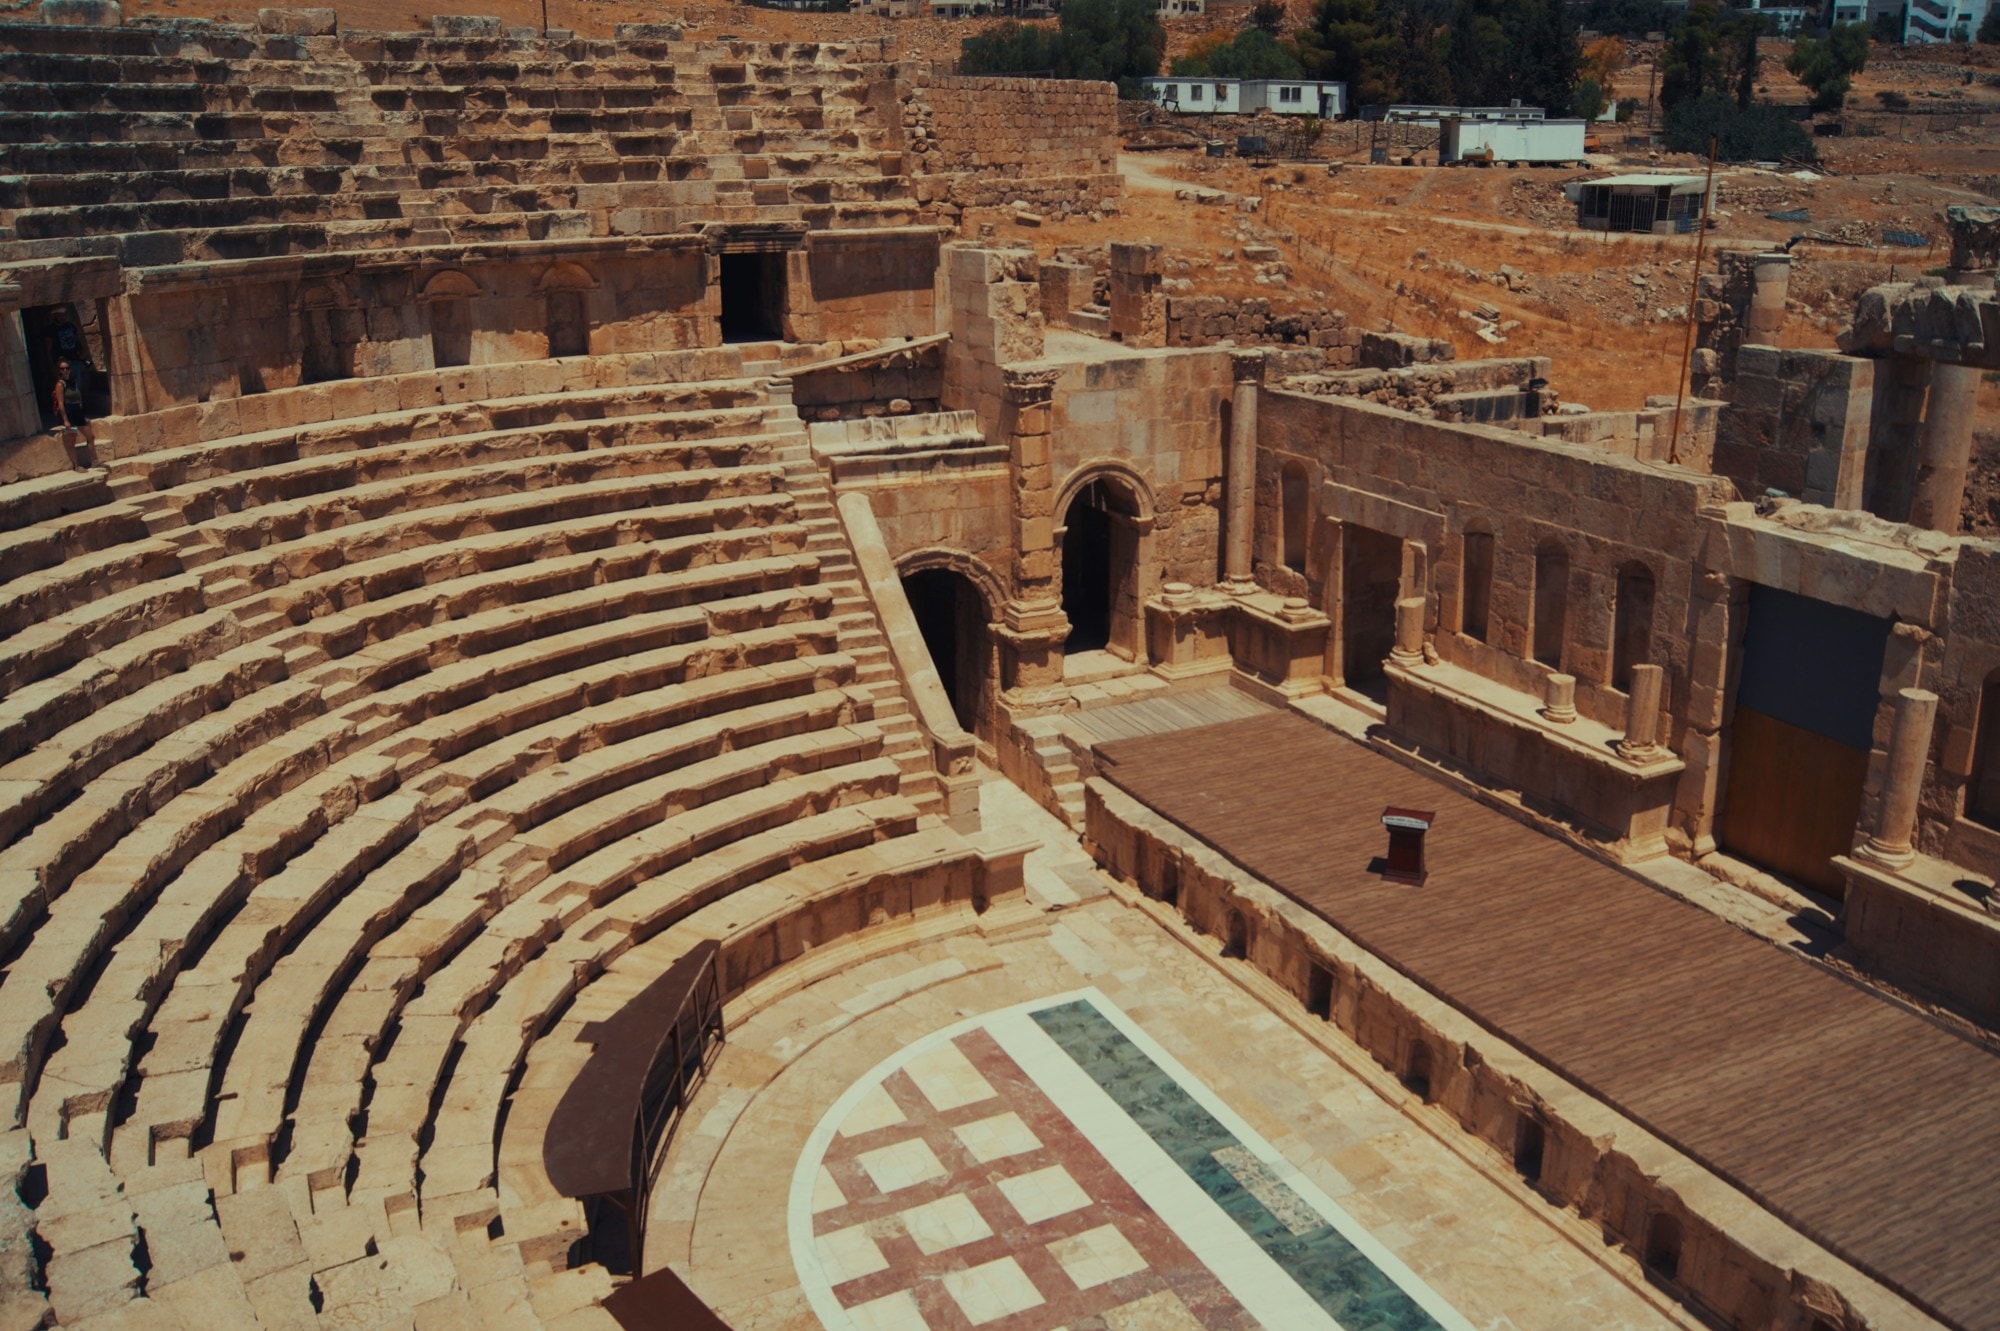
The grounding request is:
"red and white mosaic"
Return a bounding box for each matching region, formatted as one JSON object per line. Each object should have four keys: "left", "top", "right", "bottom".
{"left": 801, "top": 1025, "right": 1259, "bottom": 1331}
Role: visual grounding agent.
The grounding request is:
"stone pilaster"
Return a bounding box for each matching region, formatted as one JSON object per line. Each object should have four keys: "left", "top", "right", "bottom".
{"left": 998, "top": 365, "right": 1068, "bottom": 712}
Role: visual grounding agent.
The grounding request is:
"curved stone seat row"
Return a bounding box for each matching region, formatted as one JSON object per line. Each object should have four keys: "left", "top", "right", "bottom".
{"left": 0, "top": 346, "right": 958, "bottom": 1325}
{"left": 104, "top": 346, "right": 754, "bottom": 456}
{"left": 0, "top": 552, "right": 831, "bottom": 1110}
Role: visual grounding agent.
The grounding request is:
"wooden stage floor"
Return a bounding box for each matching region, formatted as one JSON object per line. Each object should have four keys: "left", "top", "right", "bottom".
{"left": 1094, "top": 711, "right": 2000, "bottom": 1331}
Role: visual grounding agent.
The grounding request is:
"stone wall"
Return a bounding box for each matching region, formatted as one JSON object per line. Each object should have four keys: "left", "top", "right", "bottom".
{"left": 1165, "top": 298, "right": 1360, "bottom": 360}
{"left": 1086, "top": 778, "right": 1931, "bottom": 1331}
{"left": 1710, "top": 346, "right": 1874, "bottom": 508}
{"left": 791, "top": 229, "right": 943, "bottom": 345}
{"left": 111, "top": 241, "right": 713, "bottom": 412}
{"left": 1048, "top": 348, "right": 1234, "bottom": 595}
{"left": 1257, "top": 387, "right": 1743, "bottom": 847}
{"left": 906, "top": 74, "right": 1122, "bottom": 219}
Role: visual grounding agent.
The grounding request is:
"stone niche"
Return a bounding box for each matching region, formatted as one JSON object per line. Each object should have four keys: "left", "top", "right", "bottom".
{"left": 1382, "top": 659, "right": 1685, "bottom": 862}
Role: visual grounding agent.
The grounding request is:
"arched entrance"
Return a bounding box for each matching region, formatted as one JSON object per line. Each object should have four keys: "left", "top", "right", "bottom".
{"left": 898, "top": 559, "right": 997, "bottom": 739}
{"left": 1057, "top": 473, "right": 1150, "bottom": 659}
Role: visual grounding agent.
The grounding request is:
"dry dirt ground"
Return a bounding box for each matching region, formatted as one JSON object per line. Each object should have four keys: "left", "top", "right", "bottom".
{"left": 67, "top": 0, "right": 2000, "bottom": 413}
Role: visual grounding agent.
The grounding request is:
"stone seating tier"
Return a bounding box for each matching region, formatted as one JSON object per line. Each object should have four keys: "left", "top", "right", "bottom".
{"left": 0, "top": 335, "right": 971, "bottom": 1326}
{"left": 0, "top": 23, "right": 911, "bottom": 257}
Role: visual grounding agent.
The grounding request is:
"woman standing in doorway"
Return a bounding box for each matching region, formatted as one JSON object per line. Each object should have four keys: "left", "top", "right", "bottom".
{"left": 51, "top": 359, "right": 95, "bottom": 470}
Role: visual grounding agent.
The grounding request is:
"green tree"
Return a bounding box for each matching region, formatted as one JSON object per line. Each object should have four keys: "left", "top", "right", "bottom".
{"left": 1172, "top": 27, "right": 1304, "bottom": 77}
{"left": 1056, "top": 0, "right": 1169, "bottom": 92}
{"left": 1295, "top": 0, "right": 1397, "bottom": 104}
{"left": 1574, "top": 76, "right": 1606, "bottom": 120}
{"left": 959, "top": 21, "right": 1058, "bottom": 75}
{"left": 1380, "top": 0, "right": 1453, "bottom": 104}
{"left": 1515, "top": 0, "right": 1583, "bottom": 115}
{"left": 1982, "top": 3, "right": 2000, "bottom": 40}
{"left": 1787, "top": 21, "right": 1869, "bottom": 112}
{"left": 1659, "top": 3, "right": 1727, "bottom": 112}
{"left": 1445, "top": 3, "right": 1509, "bottom": 105}
{"left": 1664, "top": 90, "right": 1815, "bottom": 159}
{"left": 957, "top": 0, "right": 1165, "bottom": 93}
{"left": 1249, "top": 0, "right": 1288, "bottom": 33}
{"left": 1732, "top": 11, "right": 1762, "bottom": 109}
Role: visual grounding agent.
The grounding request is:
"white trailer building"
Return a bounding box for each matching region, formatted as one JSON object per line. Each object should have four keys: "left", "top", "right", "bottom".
{"left": 1439, "top": 117, "right": 1588, "bottom": 165}
{"left": 1142, "top": 78, "right": 1346, "bottom": 117}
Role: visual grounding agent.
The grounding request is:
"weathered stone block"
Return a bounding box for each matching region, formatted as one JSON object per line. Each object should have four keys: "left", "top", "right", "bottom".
{"left": 40, "top": 0, "right": 120, "bottom": 24}
{"left": 431, "top": 13, "right": 501, "bottom": 36}
{"left": 257, "top": 6, "right": 335, "bottom": 33}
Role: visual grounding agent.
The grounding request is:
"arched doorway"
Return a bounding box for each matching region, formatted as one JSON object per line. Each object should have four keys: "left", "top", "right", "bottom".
{"left": 1058, "top": 476, "right": 1147, "bottom": 658}
{"left": 899, "top": 565, "right": 993, "bottom": 738}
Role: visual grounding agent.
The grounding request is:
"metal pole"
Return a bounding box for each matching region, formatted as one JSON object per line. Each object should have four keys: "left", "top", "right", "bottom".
{"left": 1668, "top": 135, "right": 1720, "bottom": 467}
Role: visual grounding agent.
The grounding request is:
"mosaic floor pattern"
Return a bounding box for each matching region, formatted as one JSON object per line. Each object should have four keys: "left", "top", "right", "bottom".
{"left": 662, "top": 779, "right": 1691, "bottom": 1331}
{"left": 792, "top": 990, "right": 1472, "bottom": 1331}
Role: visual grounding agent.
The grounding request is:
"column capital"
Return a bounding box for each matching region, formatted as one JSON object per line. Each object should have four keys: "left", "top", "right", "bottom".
{"left": 1001, "top": 366, "right": 1061, "bottom": 404}
{"left": 1230, "top": 350, "right": 1267, "bottom": 384}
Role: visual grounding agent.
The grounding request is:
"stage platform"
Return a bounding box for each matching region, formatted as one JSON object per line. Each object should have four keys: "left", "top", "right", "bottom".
{"left": 1094, "top": 710, "right": 2000, "bottom": 1331}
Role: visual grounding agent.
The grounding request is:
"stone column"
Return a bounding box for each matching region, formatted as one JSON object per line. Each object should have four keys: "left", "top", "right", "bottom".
{"left": 1745, "top": 252, "right": 1792, "bottom": 345}
{"left": 1390, "top": 596, "right": 1426, "bottom": 667}
{"left": 1617, "top": 664, "right": 1666, "bottom": 761}
{"left": 1907, "top": 362, "right": 1981, "bottom": 534}
{"left": 1222, "top": 353, "right": 1263, "bottom": 595}
{"left": 1858, "top": 687, "right": 1939, "bottom": 870}
{"left": 1541, "top": 673, "right": 1577, "bottom": 724}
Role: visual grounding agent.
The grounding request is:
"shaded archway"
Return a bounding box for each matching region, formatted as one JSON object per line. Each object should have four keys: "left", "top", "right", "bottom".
{"left": 539, "top": 262, "right": 596, "bottom": 359}
{"left": 1056, "top": 469, "right": 1152, "bottom": 660}
{"left": 1281, "top": 460, "right": 1311, "bottom": 572}
{"left": 420, "top": 269, "right": 481, "bottom": 369}
{"left": 899, "top": 563, "right": 995, "bottom": 738}
{"left": 1969, "top": 667, "right": 2000, "bottom": 828}
{"left": 1460, "top": 527, "right": 1495, "bottom": 643}
{"left": 1532, "top": 540, "right": 1570, "bottom": 670}
{"left": 1613, "top": 560, "right": 1656, "bottom": 691}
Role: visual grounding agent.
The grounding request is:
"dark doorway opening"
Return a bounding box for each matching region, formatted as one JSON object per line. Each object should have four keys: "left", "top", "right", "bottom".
{"left": 1223, "top": 910, "right": 1248, "bottom": 959}
{"left": 547, "top": 291, "right": 588, "bottom": 359}
{"left": 1720, "top": 584, "right": 1891, "bottom": 895}
{"left": 1513, "top": 1116, "right": 1545, "bottom": 1183}
{"left": 1644, "top": 1213, "right": 1682, "bottom": 1282}
{"left": 22, "top": 302, "right": 111, "bottom": 428}
{"left": 1062, "top": 484, "right": 1116, "bottom": 653}
{"left": 1402, "top": 1042, "right": 1434, "bottom": 1103}
{"left": 1342, "top": 525, "right": 1403, "bottom": 701}
{"left": 1306, "top": 964, "right": 1334, "bottom": 1020}
{"left": 430, "top": 299, "right": 471, "bottom": 369}
{"left": 901, "top": 567, "right": 989, "bottom": 737}
{"left": 719, "top": 252, "right": 786, "bottom": 343}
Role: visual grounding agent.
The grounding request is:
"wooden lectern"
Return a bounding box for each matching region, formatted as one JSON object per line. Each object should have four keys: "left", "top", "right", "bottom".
{"left": 1379, "top": 807, "right": 1436, "bottom": 885}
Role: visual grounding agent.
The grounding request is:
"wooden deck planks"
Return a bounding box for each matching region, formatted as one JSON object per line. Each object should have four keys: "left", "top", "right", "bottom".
{"left": 1095, "top": 711, "right": 2000, "bottom": 1331}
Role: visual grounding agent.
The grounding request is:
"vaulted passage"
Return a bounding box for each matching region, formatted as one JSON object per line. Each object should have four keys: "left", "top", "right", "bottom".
{"left": 902, "top": 567, "right": 989, "bottom": 736}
